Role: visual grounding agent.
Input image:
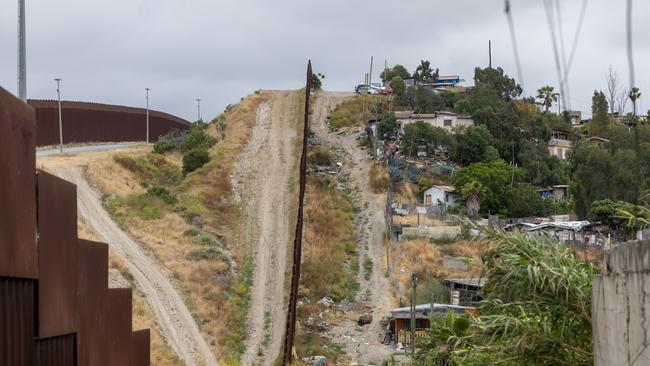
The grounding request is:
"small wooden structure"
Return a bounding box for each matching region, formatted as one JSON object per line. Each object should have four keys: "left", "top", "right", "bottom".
{"left": 388, "top": 303, "right": 475, "bottom": 345}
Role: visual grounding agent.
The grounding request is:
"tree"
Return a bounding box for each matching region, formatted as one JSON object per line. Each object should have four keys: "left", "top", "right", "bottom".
{"left": 453, "top": 160, "right": 521, "bottom": 215}
{"left": 605, "top": 66, "right": 623, "bottom": 114}
{"left": 311, "top": 72, "right": 325, "bottom": 90}
{"left": 536, "top": 85, "right": 557, "bottom": 112}
{"left": 451, "top": 125, "right": 499, "bottom": 165}
{"left": 507, "top": 184, "right": 552, "bottom": 218}
{"left": 377, "top": 113, "right": 397, "bottom": 139}
{"left": 182, "top": 149, "right": 210, "bottom": 174}
{"left": 589, "top": 90, "right": 610, "bottom": 136}
{"left": 460, "top": 180, "right": 487, "bottom": 219}
{"left": 629, "top": 87, "right": 641, "bottom": 116}
{"left": 400, "top": 121, "right": 452, "bottom": 155}
{"left": 413, "top": 60, "right": 437, "bottom": 83}
{"left": 473, "top": 66, "right": 522, "bottom": 101}
{"left": 389, "top": 76, "right": 406, "bottom": 97}
{"left": 380, "top": 64, "right": 410, "bottom": 82}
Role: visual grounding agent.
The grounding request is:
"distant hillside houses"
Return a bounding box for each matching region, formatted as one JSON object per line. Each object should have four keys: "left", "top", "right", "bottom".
{"left": 395, "top": 111, "right": 474, "bottom": 134}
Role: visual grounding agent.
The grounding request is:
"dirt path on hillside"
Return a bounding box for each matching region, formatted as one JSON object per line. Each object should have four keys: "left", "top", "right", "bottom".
{"left": 54, "top": 166, "right": 218, "bottom": 366}
{"left": 234, "top": 91, "right": 299, "bottom": 366}
{"left": 311, "top": 91, "right": 394, "bottom": 364}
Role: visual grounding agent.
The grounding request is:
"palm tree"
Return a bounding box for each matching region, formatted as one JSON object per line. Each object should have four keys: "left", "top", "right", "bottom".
{"left": 461, "top": 181, "right": 487, "bottom": 219}
{"left": 413, "top": 60, "right": 433, "bottom": 83}
{"left": 536, "top": 85, "right": 557, "bottom": 112}
{"left": 629, "top": 87, "right": 641, "bottom": 116}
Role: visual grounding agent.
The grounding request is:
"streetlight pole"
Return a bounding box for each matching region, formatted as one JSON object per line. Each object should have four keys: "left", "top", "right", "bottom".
{"left": 145, "top": 88, "right": 150, "bottom": 143}
{"left": 196, "top": 98, "right": 201, "bottom": 122}
{"left": 55, "top": 78, "right": 63, "bottom": 153}
{"left": 18, "top": 0, "right": 27, "bottom": 101}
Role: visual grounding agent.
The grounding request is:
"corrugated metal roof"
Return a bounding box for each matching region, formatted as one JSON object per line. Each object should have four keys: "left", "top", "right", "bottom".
{"left": 443, "top": 278, "right": 486, "bottom": 287}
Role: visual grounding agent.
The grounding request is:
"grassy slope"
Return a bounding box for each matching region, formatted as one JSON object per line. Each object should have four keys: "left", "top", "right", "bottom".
{"left": 85, "top": 91, "right": 270, "bottom": 362}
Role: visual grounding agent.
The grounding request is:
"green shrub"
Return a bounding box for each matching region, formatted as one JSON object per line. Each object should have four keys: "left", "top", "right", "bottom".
{"left": 147, "top": 186, "right": 177, "bottom": 205}
{"left": 183, "top": 227, "right": 201, "bottom": 237}
{"left": 153, "top": 132, "right": 181, "bottom": 154}
{"left": 308, "top": 147, "right": 333, "bottom": 165}
{"left": 182, "top": 123, "right": 217, "bottom": 152}
{"left": 186, "top": 247, "right": 222, "bottom": 260}
{"left": 183, "top": 149, "right": 211, "bottom": 174}
{"left": 141, "top": 205, "right": 161, "bottom": 220}
{"left": 193, "top": 233, "right": 218, "bottom": 247}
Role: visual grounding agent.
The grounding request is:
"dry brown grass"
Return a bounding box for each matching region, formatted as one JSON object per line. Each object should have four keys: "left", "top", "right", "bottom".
{"left": 82, "top": 91, "right": 271, "bottom": 360}
{"left": 391, "top": 239, "right": 486, "bottom": 304}
{"left": 368, "top": 163, "right": 389, "bottom": 194}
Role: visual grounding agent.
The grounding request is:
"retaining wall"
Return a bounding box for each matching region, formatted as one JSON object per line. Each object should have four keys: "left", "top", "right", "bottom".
{"left": 592, "top": 240, "right": 650, "bottom": 365}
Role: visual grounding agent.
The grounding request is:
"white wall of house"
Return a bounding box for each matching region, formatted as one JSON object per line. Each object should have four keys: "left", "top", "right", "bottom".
{"left": 396, "top": 112, "right": 474, "bottom": 134}
{"left": 423, "top": 186, "right": 457, "bottom": 207}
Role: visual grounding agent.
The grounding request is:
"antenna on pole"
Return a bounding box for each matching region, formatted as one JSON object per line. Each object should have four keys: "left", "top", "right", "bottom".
{"left": 18, "top": 0, "right": 27, "bottom": 101}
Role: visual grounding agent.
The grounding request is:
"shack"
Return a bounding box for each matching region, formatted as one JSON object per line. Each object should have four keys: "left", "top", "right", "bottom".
{"left": 443, "top": 278, "right": 485, "bottom": 306}
{"left": 388, "top": 303, "right": 475, "bottom": 345}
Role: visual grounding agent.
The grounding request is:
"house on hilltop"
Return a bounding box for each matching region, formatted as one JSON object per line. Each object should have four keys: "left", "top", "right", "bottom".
{"left": 395, "top": 111, "right": 474, "bottom": 134}
{"left": 548, "top": 130, "right": 572, "bottom": 160}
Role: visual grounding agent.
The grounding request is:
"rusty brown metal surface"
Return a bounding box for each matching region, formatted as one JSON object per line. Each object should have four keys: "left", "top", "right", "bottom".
{"left": 36, "top": 170, "right": 79, "bottom": 338}
{"left": 28, "top": 99, "right": 191, "bottom": 146}
{"left": 34, "top": 334, "right": 76, "bottom": 366}
{"left": 1, "top": 88, "right": 150, "bottom": 365}
{"left": 0, "top": 87, "right": 37, "bottom": 279}
{"left": 130, "top": 329, "right": 150, "bottom": 366}
{"left": 76, "top": 239, "right": 109, "bottom": 366}
{"left": 0, "top": 278, "right": 35, "bottom": 366}
{"left": 283, "top": 60, "right": 312, "bottom": 365}
{"left": 106, "top": 288, "right": 133, "bottom": 366}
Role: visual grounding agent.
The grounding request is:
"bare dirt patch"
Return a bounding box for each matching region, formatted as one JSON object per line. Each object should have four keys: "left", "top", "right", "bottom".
{"left": 237, "top": 90, "right": 302, "bottom": 366}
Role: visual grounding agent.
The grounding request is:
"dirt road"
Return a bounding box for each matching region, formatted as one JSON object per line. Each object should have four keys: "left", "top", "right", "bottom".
{"left": 54, "top": 166, "right": 218, "bottom": 366}
{"left": 234, "top": 91, "right": 299, "bottom": 366}
{"left": 311, "top": 91, "right": 394, "bottom": 364}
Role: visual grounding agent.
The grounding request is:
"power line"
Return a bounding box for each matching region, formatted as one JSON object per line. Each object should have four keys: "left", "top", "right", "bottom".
{"left": 505, "top": 0, "right": 525, "bottom": 91}
{"left": 554, "top": 0, "right": 571, "bottom": 109}
{"left": 564, "top": 0, "right": 589, "bottom": 84}
{"left": 626, "top": 0, "right": 635, "bottom": 89}
{"left": 543, "top": 0, "right": 567, "bottom": 111}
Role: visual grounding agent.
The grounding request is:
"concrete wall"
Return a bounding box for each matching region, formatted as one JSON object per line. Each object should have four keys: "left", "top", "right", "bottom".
{"left": 592, "top": 240, "right": 650, "bottom": 365}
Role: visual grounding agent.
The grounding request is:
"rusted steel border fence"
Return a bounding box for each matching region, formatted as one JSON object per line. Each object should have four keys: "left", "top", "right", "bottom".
{"left": 28, "top": 99, "right": 191, "bottom": 147}
{"left": 282, "top": 61, "right": 312, "bottom": 365}
{"left": 0, "top": 86, "right": 150, "bottom": 365}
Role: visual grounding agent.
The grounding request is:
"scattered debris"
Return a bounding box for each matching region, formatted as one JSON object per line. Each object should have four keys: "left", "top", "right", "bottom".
{"left": 357, "top": 314, "right": 373, "bottom": 326}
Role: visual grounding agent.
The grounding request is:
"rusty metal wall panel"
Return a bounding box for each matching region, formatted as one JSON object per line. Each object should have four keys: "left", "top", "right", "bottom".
{"left": 0, "top": 278, "right": 35, "bottom": 366}
{"left": 76, "top": 239, "right": 108, "bottom": 366}
{"left": 34, "top": 334, "right": 75, "bottom": 366}
{"left": 27, "top": 100, "right": 191, "bottom": 147}
{"left": 0, "top": 87, "right": 37, "bottom": 279}
{"left": 106, "top": 288, "right": 132, "bottom": 366}
{"left": 36, "top": 170, "right": 78, "bottom": 338}
{"left": 130, "top": 329, "right": 150, "bottom": 366}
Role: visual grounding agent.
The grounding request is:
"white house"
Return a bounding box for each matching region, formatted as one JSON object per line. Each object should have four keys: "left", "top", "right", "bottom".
{"left": 423, "top": 185, "right": 457, "bottom": 208}
{"left": 395, "top": 111, "right": 474, "bottom": 134}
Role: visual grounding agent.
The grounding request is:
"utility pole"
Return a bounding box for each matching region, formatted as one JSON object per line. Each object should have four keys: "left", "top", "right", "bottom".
{"left": 18, "top": 0, "right": 27, "bottom": 101}
{"left": 488, "top": 40, "right": 492, "bottom": 69}
{"left": 196, "top": 98, "right": 201, "bottom": 121}
{"left": 55, "top": 78, "right": 63, "bottom": 153}
{"left": 384, "top": 59, "right": 388, "bottom": 84}
{"left": 145, "top": 88, "right": 150, "bottom": 144}
{"left": 369, "top": 56, "right": 374, "bottom": 87}
{"left": 410, "top": 272, "right": 417, "bottom": 359}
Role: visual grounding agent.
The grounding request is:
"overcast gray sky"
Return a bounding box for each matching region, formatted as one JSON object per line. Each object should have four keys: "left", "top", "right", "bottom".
{"left": 1, "top": 0, "right": 648, "bottom": 121}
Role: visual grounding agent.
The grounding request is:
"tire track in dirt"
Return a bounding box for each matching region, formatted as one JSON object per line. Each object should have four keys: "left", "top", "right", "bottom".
{"left": 311, "top": 91, "right": 393, "bottom": 364}
{"left": 54, "top": 166, "right": 218, "bottom": 366}
{"left": 234, "top": 91, "right": 299, "bottom": 366}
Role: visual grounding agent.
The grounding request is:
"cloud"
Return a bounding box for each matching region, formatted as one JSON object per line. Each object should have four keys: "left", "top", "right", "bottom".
{"left": 1, "top": 0, "right": 648, "bottom": 120}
